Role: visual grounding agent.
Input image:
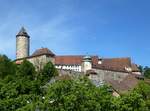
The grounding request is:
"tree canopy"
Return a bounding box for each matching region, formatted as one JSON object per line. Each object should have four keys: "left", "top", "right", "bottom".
{"left": 0, "top": 55, "right": 150, "bottom": 111}
{"left": 144, "top": 67, "right": 150, "bottom": 79}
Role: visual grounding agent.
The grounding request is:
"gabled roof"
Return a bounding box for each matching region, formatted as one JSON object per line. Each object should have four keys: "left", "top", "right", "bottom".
{"left": 55, "top": 56, "right": 133, "bottom": 73}
{"left": 55, "top": 56, "right": 83, "bottom": 65}
{"left": 131, "top": 63, "right": 140, "bottom": 72}
{"left": 92, "top": 58, "right": 132, "bottom": 72}
{"left": 32, "top": 48, "right": 55, "bottom": 57}
{"left": 55, "top": 56, "right": 98, "bottom": 65}
{"left": 16, "top": 27, "right": 30, "bottom": 38}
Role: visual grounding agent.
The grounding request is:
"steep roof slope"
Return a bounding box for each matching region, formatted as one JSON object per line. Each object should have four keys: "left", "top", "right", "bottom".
{"left": 131, "top": 63, "right": 140, "bottom": 72}
{"left": 32, "top": 48, "right": 55, "bottom": 57}
{"left": 55, "top": 56, "right": 133, "bottom": 72}
{"left": 93, "top": 58, "right": 132, "bottom": 72}
{"left": 16, "top": 27, "right": 30, "bottom": 38}
{"left": 55, "top": 56, "right": 98, "bottom": 65}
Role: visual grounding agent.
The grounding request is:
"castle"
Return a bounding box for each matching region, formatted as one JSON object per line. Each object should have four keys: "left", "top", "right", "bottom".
{"left": 15, "top": 27, "right": 141, "bottom": 84}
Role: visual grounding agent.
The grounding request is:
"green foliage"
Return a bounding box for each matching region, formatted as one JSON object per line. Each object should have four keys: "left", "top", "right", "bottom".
{"left": 144, "top": 67, "right": 150, "bottom": 79}
{"left": 40, "top": 61, "right": 58, "bottom": 83}
{"left": 0, "top": 55, "right": 150, "bottom": 111}
{"left": 133, "top": 81, "right": 150, "bottom": 110}
{"left": 0, "top": 55, "right": 58, "bottom": 110}
{"left": 138, "top": 65, "right": 144, "bottom": 73}
{"left": 134, "top": 81, "right": 150, "bottom": 99}
{"left": 0, "top": 54, "right": 16, "bottom": 79}
{"left": 34, "top": 77, "right": 114, "bottom": 111}
{"left": 138, "top": 65, "right": 150, "bottom": 78}
{"left": 35, "top": 78, "right": 150, "bottom": 111}
{"left": 42, "top": 61, "right": 58, "bottom": 77}
{"left": 117, "top": 92, "right": 148, "bottom": 111}
{"left": 17, "top": 60, "right": 36, "bottom": 80}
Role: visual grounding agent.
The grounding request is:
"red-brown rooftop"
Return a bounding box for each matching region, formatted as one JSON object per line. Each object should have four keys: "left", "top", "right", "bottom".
{"left": 55, "top": 56, "right": 135, "bottom": 72}
{"left": 55, "top": 56, "right": 98, "bottom": 65}
{"left": 92, "top": 58, "right": 132, "bottom": 72}
{"left": 55, "top": 56, "right": 83, "bottom": 65}
{"left": 32, "top": 48, "right": 55, "bottom": 57}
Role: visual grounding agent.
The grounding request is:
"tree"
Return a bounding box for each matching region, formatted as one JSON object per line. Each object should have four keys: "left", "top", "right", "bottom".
{"left": 0, "top": 57, "right": 60, "bottom": 110}
{"left": 40, "top": 61, "right": 58, "bottom": 83}
{"left": 31, "top": 77, "right": 115, "bottom": 111}
{"left": 134, "top": 81, "right": 150, "bottom": 100}
{"left": 133, "top": 81, "right": 150, "bottom": 110}
{"left": 0, "top": 55, "right": 16, "bottom": 79}
{"left": 17, "top": 60, "right": 36, "bottom": 80}
{"left": 144, "top": 67, "right": 150, "bottom": 79}
{"left": 117, "top": 92, "right": 148, "bottom": 111}
{"left": 0, "top": 58, "right": 41, "bottom": 110}
{"left": 138, "top": 65, "right": 144, "bottom": 73}
{"left": 1, "top": 54, "right": 150, "bottom": 111}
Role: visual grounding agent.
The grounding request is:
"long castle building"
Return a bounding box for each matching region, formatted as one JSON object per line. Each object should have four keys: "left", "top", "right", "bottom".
{"left": 15, "top": 27, "right": 141, "bottom": 83}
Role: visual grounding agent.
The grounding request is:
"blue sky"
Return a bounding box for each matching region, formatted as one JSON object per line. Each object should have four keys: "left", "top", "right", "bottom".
{"left": 0, "top": 0, "right": 150, "bottom": 66}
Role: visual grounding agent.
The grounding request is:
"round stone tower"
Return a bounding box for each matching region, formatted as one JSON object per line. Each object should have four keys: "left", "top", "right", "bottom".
{"left": 16, "top": 27, "right": 30, "bottom": 59}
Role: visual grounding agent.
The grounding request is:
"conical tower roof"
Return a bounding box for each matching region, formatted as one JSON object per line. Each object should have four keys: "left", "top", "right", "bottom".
{"left": 16, "top": 27, "right": 30, "bottom": 38}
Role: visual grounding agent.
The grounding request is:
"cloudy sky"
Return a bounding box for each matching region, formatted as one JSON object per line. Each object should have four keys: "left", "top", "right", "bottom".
{"left": 0, "top": 0, "right": 150, "bottom": 66}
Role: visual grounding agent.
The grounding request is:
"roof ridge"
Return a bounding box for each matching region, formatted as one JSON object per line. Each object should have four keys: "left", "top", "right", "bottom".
{"left": 103, "top": 57, "right": 131, "bottom": 59}
{"left": 32, "top": 48, "right": 55, "bottom": 57}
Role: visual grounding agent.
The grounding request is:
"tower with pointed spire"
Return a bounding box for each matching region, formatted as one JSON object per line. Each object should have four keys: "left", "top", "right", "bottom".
{"left": 16, "top": 27, "right": 30, "bottom": 59}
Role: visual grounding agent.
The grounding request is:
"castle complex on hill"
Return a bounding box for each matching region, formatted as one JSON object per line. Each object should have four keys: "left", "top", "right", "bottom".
{"left": 15, "top": 27, "right": 141, "bottom": 85}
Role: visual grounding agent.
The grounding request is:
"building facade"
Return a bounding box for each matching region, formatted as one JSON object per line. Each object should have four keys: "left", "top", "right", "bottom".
{"left": 15, "top": 27, "right": 141, "bottom": 81}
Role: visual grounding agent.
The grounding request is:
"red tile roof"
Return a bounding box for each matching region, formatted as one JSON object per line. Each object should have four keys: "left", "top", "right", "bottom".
{"left": 32, "top": 48, "right": 55, "bottom": 57}
{"left": 92, "top": 58, "right": 132, "bottom": 72}
{"left": 55, "top": 56, "right": 83, "bottom": 65}
{"left": 55, "top": 56, "right": 98, "bottom": 65}
{"left": 15, "top": 48, "right": 55, "bottom": 61}
{"left": 55, "top": 56, "right": 133, "bottom": 72}
{"left": 15, "top": 47, "right": 139, "bottom": 73}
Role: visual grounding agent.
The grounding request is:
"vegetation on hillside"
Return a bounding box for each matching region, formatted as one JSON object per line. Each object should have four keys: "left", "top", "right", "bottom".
{"left": 0, "top": 54, "right": 150, "bottom": 111}
{"left": 139, "top": 65, "right": 150, "bottom": 79}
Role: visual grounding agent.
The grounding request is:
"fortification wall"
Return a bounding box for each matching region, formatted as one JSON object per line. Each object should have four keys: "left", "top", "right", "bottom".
{"left": 93, "top": 68, "right": 129, "bottom": 81}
